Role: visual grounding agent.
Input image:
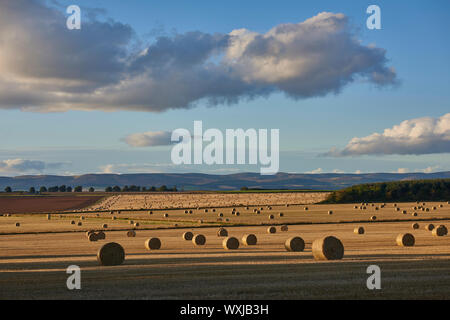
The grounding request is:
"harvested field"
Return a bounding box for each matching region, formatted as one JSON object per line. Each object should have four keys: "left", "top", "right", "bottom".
{"left": 86, "top": 192, "right": 329, "bottom": 211}
{"left": 0, "top": 199, "right": 449, "bottom": 299}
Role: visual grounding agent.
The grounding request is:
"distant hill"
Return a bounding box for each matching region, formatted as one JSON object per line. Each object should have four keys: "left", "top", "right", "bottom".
{"left": 1, "top": 171, "right": 450, "bottom": 191}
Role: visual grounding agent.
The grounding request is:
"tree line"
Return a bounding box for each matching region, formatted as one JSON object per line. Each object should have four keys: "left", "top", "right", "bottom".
{"left": 3, "top": 185, "right": 177, "bottom": 193}
{"left": 323, "top": 179, "right": 450, "bottom": 203}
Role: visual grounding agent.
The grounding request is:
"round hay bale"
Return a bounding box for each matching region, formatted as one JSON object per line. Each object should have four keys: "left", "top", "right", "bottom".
{"left": 354, "top": 227, "right": 365, "bottom": 235}
{"left": 80, "top": 216, "right": 85, "bottom": 220}
{"left": 212, "top": 209, "right": 216, "bottom": 212}
{"left": 267, "top": 226, "right": 276, "bottom": 234}
{"left": 134, "top": 222, "right": 140, "bottom": 227}
{"left": 182, "top": 231, "right": 194, "bottom": 241}
{"left": 218, "top": 213, "right": 223, "bottom": 217}
{"left": 217, "top": 228, "right": 228, "bottom": 237}
{"left": 412, "top": 223, "right": 419, "bottom": 230}
{"left": 102, "top": 224, "right": 108, "bottom": 229}
{"left": 432, "top": 225, "right": 447, "bottom": 237}
{"left": 411, "top": 212, "right": 418, "bottom": 217}
{"left": 112, "top": 216, "right": 116, "bottom": 220}
{"left": 15, "top": 222, "right": 20, "bottom": 227}
{"left": 432, "top": 206, "right": 437, "bottom": 210}
{"left": 242, "top": 234, "right": 257, "bottom": 246}
{"left": 268, "top": 214, "right": 274, "bottom": 220}
{"left": 189, "top": 210, "right": 193, "bottom": 214}
{"left": 46, "top": 214, "right": 51, "bottom": 220}
{"left": 396, "top": 233, "right": 415, "bottom": 247}
{"left": 70, "top": 220, "right": 75, "bottom": 225}
{"left": 77, "top": 222, "right": 82, "bottom": 226}
{"left": 225, "top": 218, "right": 230, "bottom": 222}
{"left": 402, "top": 210, "right": 407, "bottom": 214}
{"left": 354, "top": 205, "right": 358, "bottom": 209}
{"left": 279, "top": 212, "right": 284, "bottom": 217}
{"left": 304, "top": 207, "right": 309, "bottom": 211}
{"left": 128, "top": 220, "right": 134, "bottom": 225}
{"left": 127, "top": 230, "right": 136, "bottom": 237}
{"left": 256, "top": 210, "right": 260, "bottom": 214}
{"left": 96, "top": 231, "right": 106, "bottom": 240}
{"left": 285, "top": 237, "right": 305, "bottom": 252}
{"left": 280, "top": 225, "right": 288, "bottom": 232}
{"left": 328, "top": 210, "right": 333, "bottom": 215}
{"left": 312, "top": 236, "right": 344, "bottom": 261}
{"left": 145, "top": 238, "right": 161, "bottom": 250}
{"left": 164, "top": 213, "right": 169, "bottom": 218}
{"left": 204, "top": 209, "right": 208, "bottom": 213}
{"left": 439, "top": 204, "right": 443, "bottom": 208}
{"left": 425, "top": 224, "right": 435, "bottom": 231}
{"left": 223, "top": 237, "right": 240, "bottom": 250}
{"left": 198, "top": 219, "right": 203, "bottom": 224}
{"left": 149, "top": 211, "right": 153, "bottom": 215}
{"left": 370, "top": 216, "right": 377, "bottom": 221}
{"left": 235, "top": 212, "right": 240, "bottom": 216}
{"left": 88, "top": 233, "right": 98, "bottom": 242}
{"left": 192, "top": 234, "right": 206, "bottom": 246}
{"left": 97, "top": 242, "right": 125, "bottom": 266}
{"left": 184, "top": 210, "right": 188, "bottom": 214}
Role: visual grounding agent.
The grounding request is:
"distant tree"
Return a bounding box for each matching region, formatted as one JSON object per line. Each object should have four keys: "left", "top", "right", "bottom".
{"left": 58, "top": 185, "right": 67, "bottom": 192}
{"left": 122, "top": 185, "right": 129, "bottom": 192}
{"left": 4, "top": 186, "right": 12, "bottom": 193}
{"left": 74, "top": 186, "right": 83, "bottom": 192}
{"left": 150, "top": 186, "right": 156, "bottom": 192}
{"left": 39, "top": 186, "right": 47, "bottom": 193}
{"left": 158, "top": 185, "right": 168, "bottom": 192}
{"left": 66, "top": 186, "right": 73, "bottom": 192}
{"left": 88, "top": 187, "right": 95, "bottom": 192}
{"left": 29, "top": 187, "right": 36, "bottom": 194}
{"left": 142, "top": 187, "right": 147, "bottom": 192}
{"left": 48, "top": 186, "right": 59, "bottom": 192}
{"left": 172, "top": 186, "right": 178, "bottom": 192}
{"left": 241, "top": 186, "right": 249, "bottom": 191}
{"left": 105, "top": 186, "right": 113, "bottom": 192}
{"left": 112, "top": 186, "right": 121, "bottom": 192}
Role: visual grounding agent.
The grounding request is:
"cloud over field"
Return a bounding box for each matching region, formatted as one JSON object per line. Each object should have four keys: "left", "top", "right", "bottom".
{"left": 0, "top": 159, "right": 66, "bottom": 173}
{"left": 0, "top": 1, "right": 397, "bottom": 113}
{"left": 327, "top": 113, "right": 450, "bottom": 156}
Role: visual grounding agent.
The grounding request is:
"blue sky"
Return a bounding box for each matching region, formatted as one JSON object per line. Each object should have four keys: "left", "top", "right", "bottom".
{"left": 0, "top": 0, "right": 449, "bottom": 176}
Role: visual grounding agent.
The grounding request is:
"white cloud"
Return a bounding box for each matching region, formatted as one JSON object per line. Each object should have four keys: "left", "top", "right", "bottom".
{"left": 327, "top": 113, "right": 450, "bottom": 156}
{"left": 0, "top": 1, "right": 397, "bottom": 113}
{"left": 123, "top": 131, "right": 173, "bottom": 147}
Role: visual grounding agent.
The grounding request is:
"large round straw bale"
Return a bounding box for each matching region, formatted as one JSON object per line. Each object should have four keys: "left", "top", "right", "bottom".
{"left": 354, "top": 205, "right": 358, "bottom": 209}
{"left": 279, "top": 212, "right": 284, "bottom": 217}
{"left": 217, "top": 228, "right": 228, "bottom": 237}
{"left": 149, "top": 211, "right": 153, "bottom": 215}
{"left": 111, "top": 216, "right": 116, "bottom": 220}
{"left": 256, "top": 210, "right": 260, "bottom": 214}
{"left": 80, "top": 216, "right": 85, "bottom": 220}
{"left": 192, "top": 234, "right": 206, "bottom": 246}
{"left": 223, "top": 237, "right": 240, "bottom": 250}
{"left": 47, "top": 214, "right": 51, "bottom": 220}
{"left": 402, "top": 210, "right": 407, "bottom": 214}
{"left": 88, "top": 233, "right": 98, "bottom": 242}
{"left": 15, "top": 222, "right": 20, "bottom": 227}
{"left": 218, "top": 213, "right": 223, "bottom": 217}
{"left": 127, "top": 230, "right": 136, "bottom": 237}
{"left": 164, "top": 213, "right": 169, "bottom": 218}
{"left": 97, "top": 242, "right": 125, "bottom": 266}
{"left": 304, "top": 207, "right": 309, "bottom": 211}
{"left": 328, "top": 210, "right": 333, "bottom": 215}
{"left": 412, "top": 223, "right": 419, "bottom": 230}
{"left": 354, "top": 227, "right": 365, "bottom": 234}
{"left": 267, "top": 226, "right": 276, "bottom": 234}
{"left": 312, "top": 236, "right": 344, "bottom": 261}
{"left": 425, "top": 224, "right": 435, "bottom": 231}
{"left": 145, "top": 238, "right": 161, "bottom": 250}
{"left": 412, "top": 212, "right": 418, "bottom": 217}
{"left": 184, "top": 210, "right": 189, "bottom": 214}
{"left": 370, "top": 216, "right": 377, "bottom": 221}
{"left": 128, "top": 220, "right": 134, "bottom": 225}
{"left": 439, "top": 204, "right": 443, "bottom": 208}
{"left": 77, "top": 222, "right": 82, "bottom": 226}
{"left": 279, "top": 225, "right": 288, "bottom": 232}
{"left": 102, "top": 224, "right": 108, "bottom": 229}
{"left": 70, "top": 220, "right": 75, "bottom": 225}
{"left": 235, "top": 212, "right": 240, "bottom": 216}
{"left": 204, "top": 209, "right": 208, "bottom": 213}
{"left": 242, "top": 234, "right": 257, "bottom": 246}
{"left": 183, "top": 231, "right": 194, "bottom": 240}
{"left": 432, "top": 206, "right": 437, "bottom": 210}
{"left": 285, "top": 237, "right": 305, "bottom": 252}
{"left": 212, "top": 209, "right": 216, "bottom": 212}
{"left": 268, "top": 214, "right": 274, "bottom": 220}
{"left": 396, "top": 233, "right": 415, "bottom": 247}
{"left": 134, "top": 222, "right": 140, "bottom": 227}
{"left": 432, "top": 225, "right": 447, "bottom": 237}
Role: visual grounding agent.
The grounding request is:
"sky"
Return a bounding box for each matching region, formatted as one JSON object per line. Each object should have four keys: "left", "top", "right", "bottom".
{"left": 0, "top": 0, "right": 449, "bottom": 176}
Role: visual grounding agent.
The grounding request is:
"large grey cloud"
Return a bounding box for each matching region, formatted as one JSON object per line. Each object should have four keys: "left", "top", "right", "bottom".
{"left": 0, "top": 1, "right": 397, "bottom": 112}
{"left": 327, "top": 113, "right": 450, "bottom": 156}
{"left": 0, "top": 159, "right": 66, "bottom": 173}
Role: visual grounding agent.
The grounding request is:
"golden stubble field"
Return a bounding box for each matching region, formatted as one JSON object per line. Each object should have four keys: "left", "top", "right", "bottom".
{"left": 0, "top": 194, "right": 449, "bottom": 299}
